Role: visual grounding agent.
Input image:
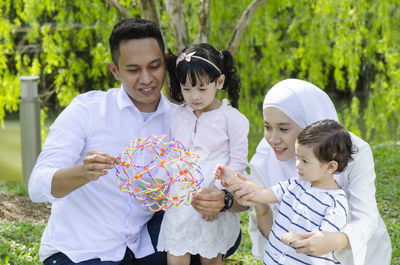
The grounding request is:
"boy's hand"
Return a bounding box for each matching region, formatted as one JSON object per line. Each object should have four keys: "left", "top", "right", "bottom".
{"left": 281, "top": 232, "right": 303, "bottom": 246}
{"left": 214, "top": 164, "right": 240, "bottom": 187}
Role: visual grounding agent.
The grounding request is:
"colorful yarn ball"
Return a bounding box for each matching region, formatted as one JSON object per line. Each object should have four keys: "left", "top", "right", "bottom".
{"left": 115, "top": 135, "right": 204, "bottom": 212}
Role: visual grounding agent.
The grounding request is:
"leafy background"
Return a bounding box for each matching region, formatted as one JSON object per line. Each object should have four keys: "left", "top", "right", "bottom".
{"left": 0, "top": 0, "right": 399, "bottom": 264}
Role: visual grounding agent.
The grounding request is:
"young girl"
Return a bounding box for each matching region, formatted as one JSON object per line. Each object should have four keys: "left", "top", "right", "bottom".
{"left": 156, "top": 43, "right": 249, "bottom": 265}
{"left": 215, "top": 119, "right": 356, "bottom": 265}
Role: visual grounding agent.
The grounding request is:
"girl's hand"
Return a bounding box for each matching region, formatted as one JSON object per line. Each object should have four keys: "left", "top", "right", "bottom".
{"left": 289, "top": 231, "right": 349, "bottom": 256}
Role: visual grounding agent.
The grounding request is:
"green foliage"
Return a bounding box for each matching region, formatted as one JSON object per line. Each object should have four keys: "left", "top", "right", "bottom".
{"left": 0, "top": 0, "right": 399, "bottom": 143}
{"left": 210, "top": 0, "right": 400, "bottom": 143}
{"left": 0, "top": 0, "right": 132, "bottom": 123}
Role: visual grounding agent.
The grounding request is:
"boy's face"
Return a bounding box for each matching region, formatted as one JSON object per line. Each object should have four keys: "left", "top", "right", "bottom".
{"left": 295, "top": 141, "right": 330, "bottom": 185}
{"left": 108, "top": 38, "right": 165, "bottom": 112}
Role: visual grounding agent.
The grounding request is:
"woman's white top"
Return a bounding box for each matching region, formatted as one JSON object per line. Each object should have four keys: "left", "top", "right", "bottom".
{"left": 157, "top": 101, "right": 249, "bottom": 258}
{"left": 249, "top": 134, "right": 392, "bottom": 265}
{"left": 249, "top": 78, "right": 391, "bottom": 265}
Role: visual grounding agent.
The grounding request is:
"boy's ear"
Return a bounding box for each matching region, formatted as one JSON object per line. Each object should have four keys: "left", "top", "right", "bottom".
{"left": 326, "top": 160, "right": 338, "bottom": 174}
{"left": 108, "top": 62, "right": 120, "bottom": 80}
{"left": 216, "top": 74, "right": 225, "bottom": 90}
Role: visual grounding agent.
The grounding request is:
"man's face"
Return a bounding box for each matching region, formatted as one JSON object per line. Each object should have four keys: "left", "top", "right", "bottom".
{"left": 108, "top": 38, "right": 165, "bottom": 112}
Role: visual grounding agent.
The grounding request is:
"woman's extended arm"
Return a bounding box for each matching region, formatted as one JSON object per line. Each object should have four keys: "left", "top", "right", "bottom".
{"left": 254, "top": 203, "right": 273, "bottom": 238}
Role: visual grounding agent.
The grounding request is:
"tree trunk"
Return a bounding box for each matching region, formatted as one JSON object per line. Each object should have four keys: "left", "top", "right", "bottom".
{"left": 226, "top": 0, "right": 267, "bottom": 55}
{"left": 138, "top": 0, "right": 161, "bottom": 26}
{"left": 195, "top": 0, "right": 211, "bottom": 43}
{"left": 165, "top": 0, "right": 189, "bottom": 52}
{"left": 106, "top": 0, "right": 133, "bottom": 19}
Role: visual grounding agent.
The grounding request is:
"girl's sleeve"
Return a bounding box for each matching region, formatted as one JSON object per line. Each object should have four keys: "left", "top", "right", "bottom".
{"left": 333, "top": 136, "right": 379, "bottom": 265}
{"left": 225, "top": 110, "right": 249, "bottom": 173}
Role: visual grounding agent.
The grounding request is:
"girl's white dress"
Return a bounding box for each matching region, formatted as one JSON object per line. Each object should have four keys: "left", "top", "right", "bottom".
{"left": 157, "top": 100, "right": 249, "bottom": 258}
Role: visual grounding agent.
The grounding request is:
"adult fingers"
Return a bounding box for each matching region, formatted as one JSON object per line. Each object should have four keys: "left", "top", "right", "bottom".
{"left": 85, "top": 150, "right": 118, "bottom": 164}
{"left": 83, "top": 151, "right": 117, "bottom": 181}
{"left": 236, "top": 172, "right": 249, "bottom": 181}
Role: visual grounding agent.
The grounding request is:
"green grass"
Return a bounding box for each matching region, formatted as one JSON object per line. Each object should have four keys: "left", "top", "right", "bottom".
{"left": 0, "top": 121, "right": 22, "bottom": 184}
{"left": 0, "top": 222, "right": 44, "bottom": 265}
{"left": 0, "top": 123, "right": 399, "bottom": 264}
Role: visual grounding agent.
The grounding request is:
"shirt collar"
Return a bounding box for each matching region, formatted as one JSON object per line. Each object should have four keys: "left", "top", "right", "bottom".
{"left": 117, "top": 86, "right": 171, "bottom": 115}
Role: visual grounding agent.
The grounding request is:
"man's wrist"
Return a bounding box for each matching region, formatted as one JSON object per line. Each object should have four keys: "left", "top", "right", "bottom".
{"left": 220, "top": 189, "right": 234, "bottom": 212}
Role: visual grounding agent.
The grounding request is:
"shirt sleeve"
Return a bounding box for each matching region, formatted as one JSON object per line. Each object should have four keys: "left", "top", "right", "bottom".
{"left": 333, "top": 136, "right": 379, "bottom": 265}
{"left": 28, "top": 96, "right": 91, "bottom": 203}
{"left": 225, "top": 109, "right": 249, "bottom": 173}
{"left": 319, "top": 192, "right": 348, "bottom": 232}
{"left": 270, "top": 179, "right": 292, "bottom": 203}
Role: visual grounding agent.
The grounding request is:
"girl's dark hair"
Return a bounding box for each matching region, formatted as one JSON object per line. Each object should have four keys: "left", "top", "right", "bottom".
{"left": 297, "top": 120, "right": 358, "bottom": 173}
{"left": 166, "top": 43, "right": 241, "bottom": 108}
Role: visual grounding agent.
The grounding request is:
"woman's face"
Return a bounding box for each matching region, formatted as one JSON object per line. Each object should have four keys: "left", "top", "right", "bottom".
{"left": 263, "top": 107, "right": 303, "bottom": 161}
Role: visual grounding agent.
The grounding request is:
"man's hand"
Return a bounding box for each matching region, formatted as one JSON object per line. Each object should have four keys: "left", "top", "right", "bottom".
{"left": 191, "top": 188, "right": 225, "bottom": 217}
{"left": 52, "top": 150, "right": 118, "bottom": 198}
{"left": 83, "top": 150, "right": 118, "bottom": 181}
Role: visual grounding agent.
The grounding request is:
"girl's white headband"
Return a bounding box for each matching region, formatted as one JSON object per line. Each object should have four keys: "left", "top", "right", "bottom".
{"left": 176, "top": 51, "right": 221, "bottom": 74}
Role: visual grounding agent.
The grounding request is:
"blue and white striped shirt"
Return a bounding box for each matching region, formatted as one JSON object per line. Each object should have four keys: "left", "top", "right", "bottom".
{"left": 264, "top": 178, "right": 348, "bottom": 265}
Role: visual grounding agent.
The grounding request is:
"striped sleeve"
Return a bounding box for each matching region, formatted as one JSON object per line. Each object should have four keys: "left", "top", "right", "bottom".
{"left": 319, "top": 191, "right": 349, "bottom": 232}
{"left": 270, "top": 178, "right": 292, "bottom": 203}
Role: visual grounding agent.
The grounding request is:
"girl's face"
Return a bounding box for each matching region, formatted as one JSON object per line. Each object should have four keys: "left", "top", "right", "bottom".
{"left": 263, "top": 107, "right": 303, "bottom": 161}
{"left": 181, "top": 74, "right": 225, "bottom": 117}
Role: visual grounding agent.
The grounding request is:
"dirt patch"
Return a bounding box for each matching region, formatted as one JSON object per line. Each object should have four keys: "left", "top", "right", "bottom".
{"left": 0, "top": 191, "right": 51, "bottom": 224}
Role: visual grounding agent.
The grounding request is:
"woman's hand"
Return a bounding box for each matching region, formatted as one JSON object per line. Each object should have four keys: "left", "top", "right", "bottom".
{"left": 191, "top": 188, "right": 225, "bottom": 217}
{"left": 227, "top": 173, "right": 259, "bottom": 206}
{"left": 289, "top": 231, "right": 349, "bottom": 256}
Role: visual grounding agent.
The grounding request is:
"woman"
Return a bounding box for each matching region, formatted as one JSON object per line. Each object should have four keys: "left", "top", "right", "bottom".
{"left": 246, "top": 79, "right": 391, "bottom": 265}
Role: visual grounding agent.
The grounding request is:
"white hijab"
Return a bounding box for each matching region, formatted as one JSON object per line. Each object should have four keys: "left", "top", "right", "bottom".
{"left": 249, "top": 78, "right": 339, "bottom": 187}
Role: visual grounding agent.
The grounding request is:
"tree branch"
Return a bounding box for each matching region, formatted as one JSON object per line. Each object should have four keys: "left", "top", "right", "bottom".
{"left": 195, "top": 0, "right": 211, "bottom": 43}
{"left": 139, "top": 0, "right": 161, "bottom": 26}
{"left": 226, "top": 0, "right": 267, "bottom": 55}
{"left": 165, "top": 0, "right": 189, "bottom": 52}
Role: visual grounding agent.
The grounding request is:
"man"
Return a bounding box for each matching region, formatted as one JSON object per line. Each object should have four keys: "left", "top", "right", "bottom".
{"left": 29, "top": 18, "right": 240, "bottom": 265}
